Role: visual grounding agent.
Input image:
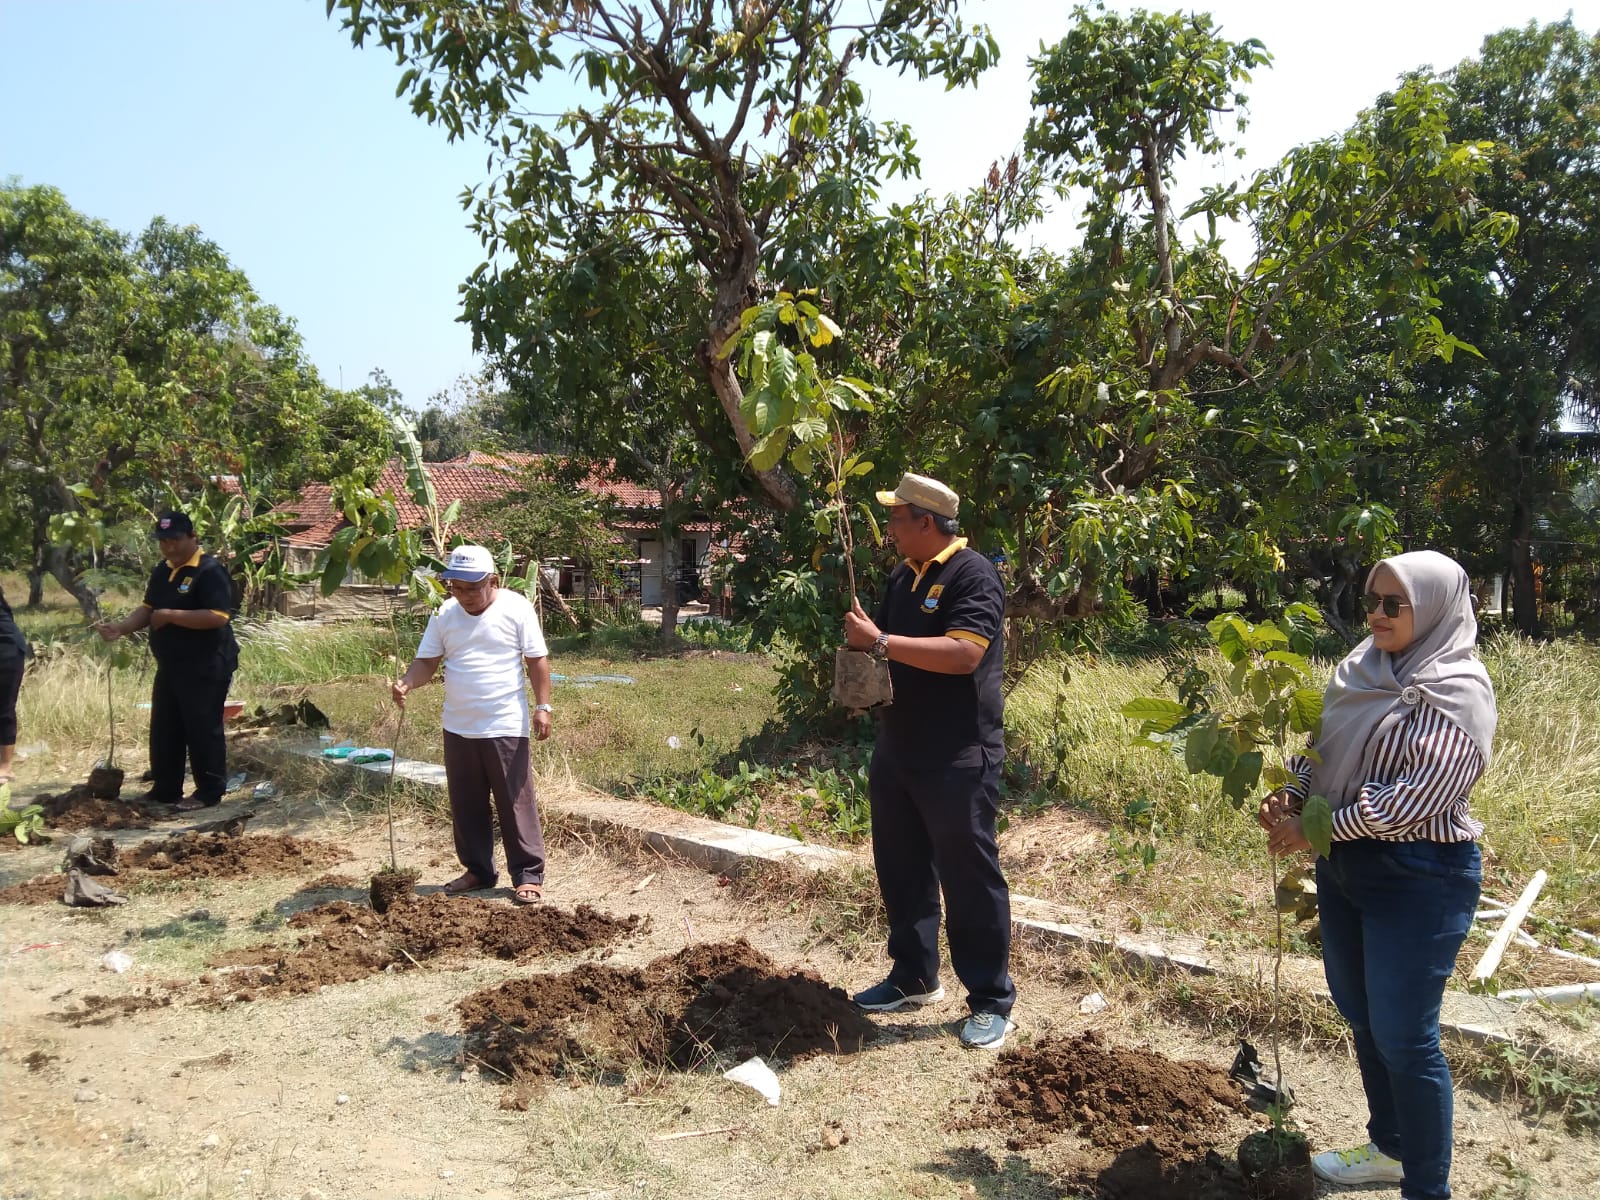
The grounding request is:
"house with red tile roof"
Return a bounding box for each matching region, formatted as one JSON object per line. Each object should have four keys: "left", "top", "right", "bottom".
{"left": 269, "top": 453, "right": 738, "bottom": 617}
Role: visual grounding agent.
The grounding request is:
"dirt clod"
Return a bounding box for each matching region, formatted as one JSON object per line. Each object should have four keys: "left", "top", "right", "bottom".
{"left": 369, "top": 868, "right": 418, "bottom": 914}
{"left": 124, "top": 833, "right": 348, "bottom": 880}
{"left": 459, "top": 938, "right": 876, "bottom": 1085}
{"left": 980, "top": 1030, "right": 1246, "bottom": 1157}
{"left": 1092, "top": 1143, "right": 1252, "bottom": 1200}
{"left": 206, "top": 895, "right": 641, "bottom": 1003}
{"left": 35, "top": 785, "right": 149, "bottom": 832}
{"left": 1236, "top": 1129, "right": 1314, "bottom": 1200}
{"left": 51, "top": 991, "right": 174, "bottom": 1027}
{"left": 0, "top": 874, "right": 68, "bottom": 906}
{"left": 5, "top": 833, "right": 351, "bottom": 905}
{"left": 23, "top": 1050, "right": 59, "bottom": 1073}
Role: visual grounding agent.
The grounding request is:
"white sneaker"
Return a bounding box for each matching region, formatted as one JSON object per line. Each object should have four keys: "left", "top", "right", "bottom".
{"left": 1311, "top": 1142, "right": 1405, "bottom": 1185}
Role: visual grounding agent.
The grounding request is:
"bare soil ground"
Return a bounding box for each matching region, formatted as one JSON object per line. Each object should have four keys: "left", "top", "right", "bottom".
{"left": 1, "top": 789, "right": 1596, "bottom": 1200}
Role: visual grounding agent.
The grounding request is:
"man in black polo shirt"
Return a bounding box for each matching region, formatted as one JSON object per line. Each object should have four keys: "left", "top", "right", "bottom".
{"left": 97, "top": 511, "right": 239, "bottom": 811}
{"left": 843, "top": 472, "right": 1016, "bottom": 1049}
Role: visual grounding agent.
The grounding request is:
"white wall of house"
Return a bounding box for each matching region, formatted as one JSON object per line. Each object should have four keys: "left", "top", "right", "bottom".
{"left": 636, "top": 533, "right": 711, "bottom": 606}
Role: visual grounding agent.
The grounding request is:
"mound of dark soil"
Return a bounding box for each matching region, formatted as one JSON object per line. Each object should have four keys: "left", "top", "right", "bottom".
{"left": 980, "top": 1030, "right": 1246, "bottom": 1157}
{"left": 0, "top": 874, "right": 69, "bottom": 905}
{"left": 1091, "top": 1143, "right": 1251, "bottom": 1200}
{"left": 459, "top": 938, "right": 876, "bottom": 1084}
{"left": 35, "top": 785, "right": 150, "bottom": 832}
{"left": 124, "top": 833, "right": 348, "bottom": 879}
{"left": 5, "top": 835, "right": 347, "bottom": 906}
{"left": 207, "top": 895, "right": 641, "bottom": 1002}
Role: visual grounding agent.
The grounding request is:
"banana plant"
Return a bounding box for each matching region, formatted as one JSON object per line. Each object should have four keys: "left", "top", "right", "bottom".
{"left": 178, "top": 484, "right": 300, "bottom": 613}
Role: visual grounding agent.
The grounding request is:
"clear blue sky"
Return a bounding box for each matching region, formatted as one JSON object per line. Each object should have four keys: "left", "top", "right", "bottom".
{"left": 4, "top": 1, "right": 1595, "bottom": 410}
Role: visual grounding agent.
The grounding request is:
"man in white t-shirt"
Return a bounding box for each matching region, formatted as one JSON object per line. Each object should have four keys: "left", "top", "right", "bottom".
{"left": 392, "top": 545, "right": 553, "bottom": 903}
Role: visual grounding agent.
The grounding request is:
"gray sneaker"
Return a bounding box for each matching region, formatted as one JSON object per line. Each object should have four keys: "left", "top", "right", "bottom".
{"left": 852, "top": 979, "right": 945, "bottom": 1011}
{"left": 959, "top": 1011, "right": 1015, "bottom": 1049}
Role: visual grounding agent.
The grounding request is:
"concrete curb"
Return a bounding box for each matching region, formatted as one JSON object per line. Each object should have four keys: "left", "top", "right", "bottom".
{"left": 282, "top": 741, "right": 1525, "bottom": 1045}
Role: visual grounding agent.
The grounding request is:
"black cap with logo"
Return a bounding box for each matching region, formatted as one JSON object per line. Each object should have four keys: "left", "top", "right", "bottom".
{"left": 153, "top": 511, "right": 196, "bottom": 539}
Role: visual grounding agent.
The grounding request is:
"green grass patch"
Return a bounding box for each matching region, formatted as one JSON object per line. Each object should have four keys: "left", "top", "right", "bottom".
{"left": 296, "top": 634, "right": 781, "bottom": 793}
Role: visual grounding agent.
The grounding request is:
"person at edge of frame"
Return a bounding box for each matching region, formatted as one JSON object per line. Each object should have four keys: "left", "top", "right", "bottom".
{"left": 0, "top": 582, "right": 29, "bottom": 784}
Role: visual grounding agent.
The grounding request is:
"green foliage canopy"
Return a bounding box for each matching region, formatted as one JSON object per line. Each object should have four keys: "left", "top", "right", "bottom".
{"left": 0, "top": 181, "right": 390, "bottom": 612}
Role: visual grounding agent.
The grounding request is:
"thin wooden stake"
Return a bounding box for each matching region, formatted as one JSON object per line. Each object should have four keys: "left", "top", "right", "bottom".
{"left": 654, "top": 1126, "right": 738, "bottom": 1142}
{"left": 465, "top": 1053, "right": 512, "bottom": 1080}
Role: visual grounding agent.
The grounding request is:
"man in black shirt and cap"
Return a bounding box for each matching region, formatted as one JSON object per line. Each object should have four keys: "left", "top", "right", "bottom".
{"left": 97, "top": 511, "right": 239, "bottom": 811}
{"left": 843, "top": 472, "right": 1016, "bottom": 1049}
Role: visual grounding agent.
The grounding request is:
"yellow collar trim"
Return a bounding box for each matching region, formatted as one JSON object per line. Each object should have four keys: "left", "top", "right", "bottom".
{"left": 168, "top": 548, "right": 204, "bottom": 582}
{"left": 905, "top": 538, "right": 967, "bottom": 590}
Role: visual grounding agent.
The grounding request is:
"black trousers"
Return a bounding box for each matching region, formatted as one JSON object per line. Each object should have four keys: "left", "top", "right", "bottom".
{"left": 148, "top": 665, "right": 232, "bottom": 805}
{"left": 868, "top": 743, "right": 1015, "bottom": 1016}
{"left": 0, "top": 656, "right": 21, "bottom": 745}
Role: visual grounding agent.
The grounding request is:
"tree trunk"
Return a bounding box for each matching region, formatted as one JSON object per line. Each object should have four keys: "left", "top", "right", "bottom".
{"left": 1321, "top": 558, "right": 1362, "bottom": 648}
{"left": 44, "top": 544, "right": 102, "bottom": 622}
{"left": 537, "top": 571, "right": 578, "bottom": 628}
{"left": 657, "top": 483, "right": 685, "bottom": 643}
{"left": 703, "top": 281, "right": 798, "bottom": 513}
{"left": 1509, "top": 492, "right": 1540, "bottom": 637}
{"left": 27, "top": 516, "right": 48, "bottom": 607}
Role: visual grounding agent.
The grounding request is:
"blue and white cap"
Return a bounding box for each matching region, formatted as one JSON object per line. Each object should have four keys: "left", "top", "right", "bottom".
{"left": 438, "top": 544, "right": 495, "bottom": 582}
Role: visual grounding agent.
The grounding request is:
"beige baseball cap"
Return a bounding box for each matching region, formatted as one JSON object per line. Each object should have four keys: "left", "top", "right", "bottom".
{"left": 874, "top": 472, "right": 959, "bottom": 520}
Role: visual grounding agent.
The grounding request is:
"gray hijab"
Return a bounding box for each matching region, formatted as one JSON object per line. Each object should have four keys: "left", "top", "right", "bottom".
{"left": 1309, "top": 550, "right": 1497, "bottom": 810}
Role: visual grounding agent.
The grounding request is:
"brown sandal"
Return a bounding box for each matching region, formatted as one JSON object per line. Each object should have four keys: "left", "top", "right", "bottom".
{"left": 443, "top": 872, "right": 493, "bottom": 895}
{"left": 513, "top": 883, "right": 543, "bottom": 905}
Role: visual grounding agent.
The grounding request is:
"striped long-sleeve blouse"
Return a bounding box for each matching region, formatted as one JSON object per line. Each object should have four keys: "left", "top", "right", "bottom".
{"left": 1285, "top": 699, "right": 1485, "bottom": 843}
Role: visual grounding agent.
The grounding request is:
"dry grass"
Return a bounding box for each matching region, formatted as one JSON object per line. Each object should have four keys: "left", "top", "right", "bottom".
{"left": 1004, "top": 633, "right": 1600, "bottom": 925}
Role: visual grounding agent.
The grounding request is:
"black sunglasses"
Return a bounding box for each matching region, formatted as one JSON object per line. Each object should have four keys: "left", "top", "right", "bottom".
{"left": 1361, "top": 592, "right": 1411, "bottom": 618}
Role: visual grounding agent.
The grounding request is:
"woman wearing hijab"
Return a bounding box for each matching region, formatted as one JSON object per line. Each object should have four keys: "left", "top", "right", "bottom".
{"left": 1260, "top": 551, "right": 1496, "bottom": 1200}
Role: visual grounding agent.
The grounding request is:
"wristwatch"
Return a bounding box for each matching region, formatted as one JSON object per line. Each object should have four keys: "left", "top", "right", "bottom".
{"left": 869, "top": 633, "right": 890, "bottom": 661}
{"left": 534, "top": 703, "right": 553, "bottom": 714}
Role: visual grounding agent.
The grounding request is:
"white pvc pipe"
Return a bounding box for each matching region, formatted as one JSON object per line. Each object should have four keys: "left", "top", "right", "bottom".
{"left": 1494, "top": 981, "right": 1600, "bottom": 1006}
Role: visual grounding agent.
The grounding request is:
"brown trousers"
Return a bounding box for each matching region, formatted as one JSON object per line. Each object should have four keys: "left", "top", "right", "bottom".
{"left": 441, "top": 731, "right": 546, "bottom": 887}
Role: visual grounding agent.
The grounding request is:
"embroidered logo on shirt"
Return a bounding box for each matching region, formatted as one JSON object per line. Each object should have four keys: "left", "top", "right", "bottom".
{"left": 178, "top": 577, "right": 193, "bottom": 595}
{"left": 922, "top": 584, "right": 944, "bottom": 613}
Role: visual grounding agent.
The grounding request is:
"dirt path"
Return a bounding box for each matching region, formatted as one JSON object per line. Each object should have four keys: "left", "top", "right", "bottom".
{"left": 1, "top": 796, "right": 1596, "bottom": 1200}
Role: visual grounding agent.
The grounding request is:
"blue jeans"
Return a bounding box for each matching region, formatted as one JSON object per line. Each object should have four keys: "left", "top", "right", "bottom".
{"left": 1317, "top": 838, "right": 1480, "bottom": 1200}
